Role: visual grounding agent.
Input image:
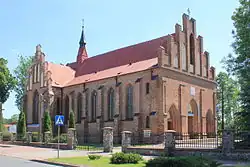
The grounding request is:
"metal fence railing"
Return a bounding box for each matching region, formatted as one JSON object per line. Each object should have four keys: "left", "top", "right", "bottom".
{"left": 174, "top": 133, "right": 221, "bottom": 149}
{"left": 234, "top": 131, "right": 250, "bottom": 150}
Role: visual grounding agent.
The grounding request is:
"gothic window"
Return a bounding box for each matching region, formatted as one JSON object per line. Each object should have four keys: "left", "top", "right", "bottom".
{"left": 64, "top": 95, "right": 69, "bottom": 124}
{"left": 56, "top": 97, "right": 60, "bottom": 115}
{"left": 41, "top": 70, "right": 44, "bottom": 87}
{"left": 91, "top": 90, "right": 97, "bottom": 122}
{"left": 107, "top": 88, "right": 115, "bottom": 121}
{"left": 32, "top": 90, "right": 39, "bottom": 124}
{"left": 85, "top": 91, "right": 89, "bottom": 121}
{"left": 174, "top": 54, "right": 179, "bottom": 68}
{"left": 77, "top": 93, "right": 82, "bottom": 123}
{"left": 190, "top": 34, "right": 195, "bottom": 65}
{"left": 164, "top": 85, "right": 167, "bottom": 113}
{"left": 146, "top": 83, "right": 150, "bottom": 94}
{"left": 126, "top": 84, "right": 133, "bottom": 120}
{"left": 37, "top": 64, "right": 40, "bottom": 82}
{"left": 71, "top": 94, "right": 75, "bottom": 112}
{"left": 32, "top": 66, "right": 35, "bottom": 83}
{"left": 181, "top": 43, "right": 186, "bottom": 70}
{"left": 146, "top": 116, "right": 150, "bottom": 128}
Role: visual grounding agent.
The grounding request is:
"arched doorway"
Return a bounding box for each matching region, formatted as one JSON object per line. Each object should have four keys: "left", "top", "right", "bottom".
{"left": 32, "top": 90, "right": 39, "bottom": 124}
{"left": 206, "top": 109, "right": 214, "bottom": 137}
{"left": 167, "top": 104, "right": 181, "bottom": 133}
{"left": 187, "top": 99, "right": 199, "bottom": 134}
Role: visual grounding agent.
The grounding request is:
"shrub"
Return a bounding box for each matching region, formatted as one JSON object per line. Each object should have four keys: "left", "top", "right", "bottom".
{"left": 17, "top": 111, "right": 26, "bottom": 140}
{"left": 2, "top": 131, "right": 13, "bottom": 141}
{"left": 189, "top": 132, "right": 200, "bottom": 139}
{"left": 69, "top": 111, "right": 76, "bottom": 129}
{"left": 110, "top": 152, "right": 143, "bottom": 164}
{"left": 43, "top": 111, "right": 52, "bottom": 133}
{"left": 52, "top": 134, "right": 68, "bottom": 143}
{"left": 207, "top": 132, "right": 216, "bottom": 138}
{"left": 32, "top": 132, "right": 39, "bottom": 142}
{"left": 88, "top": 155, "right": 101, "bottom": 160}
{"left": 145, "top": 156, "right": 221, "bottom": 167}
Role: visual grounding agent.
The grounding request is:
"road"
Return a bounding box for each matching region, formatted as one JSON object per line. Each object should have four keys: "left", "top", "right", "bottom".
{"left": 0, "top": 155, "right": 62, "bottom": 167}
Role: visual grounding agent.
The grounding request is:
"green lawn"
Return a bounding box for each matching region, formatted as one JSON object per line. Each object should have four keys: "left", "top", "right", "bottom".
{"left": 48, "top": 156, "right": 146, "bottom": 167}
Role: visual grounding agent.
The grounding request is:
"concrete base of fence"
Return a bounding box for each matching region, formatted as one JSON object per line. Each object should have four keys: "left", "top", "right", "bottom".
{"left": 0, "top": 140, "right": 69, "bottom": 149}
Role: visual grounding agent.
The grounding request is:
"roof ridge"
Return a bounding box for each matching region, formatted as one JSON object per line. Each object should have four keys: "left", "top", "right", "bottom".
{"left": 88, "top": 34, "right": 168, "bottom": 59}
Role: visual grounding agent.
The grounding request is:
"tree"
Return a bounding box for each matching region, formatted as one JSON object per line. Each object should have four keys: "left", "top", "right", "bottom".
{"left": 216, "top": 72, "right": 241, "bottom": 131}
{"left": 17, "top": 111, "right": 26, "bottom": 140}
{"left": 0, "top": 58, "right": 16, "bottom": 132}
{"left": 69, "top": 110, "right": 76, "bottom": 129}
{"left": 223, "top": 0, "right": 250, "bottom": 130}
{"left": 43, "top": 111, "right": 52, "bottom": 133}
{"left": 13, "top": 55, "right": 33, "bottom": 111}
{"left": 3, "top": 114, "right": 19, "bottom": 124}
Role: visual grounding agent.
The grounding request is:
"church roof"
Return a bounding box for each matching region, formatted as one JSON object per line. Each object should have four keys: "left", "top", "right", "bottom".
{"left": 49, "top": 34, "right": 172, "bottom": 87}
{"left": 66, "top": 58, "right": 158, "bottom": 87}
{"left": 47, "top": 62, "right": 75, "bottom": 87}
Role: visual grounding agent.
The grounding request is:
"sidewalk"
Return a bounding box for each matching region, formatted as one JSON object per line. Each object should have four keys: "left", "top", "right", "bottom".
{"left": 0, "top": 144, "right": 249, "bottom": 166}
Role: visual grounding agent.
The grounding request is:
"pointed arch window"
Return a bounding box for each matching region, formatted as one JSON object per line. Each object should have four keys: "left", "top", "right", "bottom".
{"left": 32, "top": 90, "right": 39, "bottom": 124}
{"left": 77, "top": 93, "right": 82, "bottom": 123}
{"left": 64, "top": 95, "right": 69, "bottom": 124}
{"left": 126, "top": 84, "right": 133, "bottom": 120}
{"left": 190, "top": 34, "right": 195, "bottom": 65}
{"left": 146, "top": 116, "right": 150, "bottom": 128}
{"left": 91, "top": 90, "right": 97, "bottom": 122}
{"left": 107, "top": 88, "right": 115, "bottom": 121}
{"left": 56, "top": 97, "right": 60, "bottom": 115}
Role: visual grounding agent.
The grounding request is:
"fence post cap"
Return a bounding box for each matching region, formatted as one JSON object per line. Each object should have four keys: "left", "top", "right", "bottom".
{"left": 103, "top": 127, "right": 113, "bottom": 130}
{"left": 165, "top": 130, "right": 176, "bottom": 133}
{"left": 121, "top": 131, "right": 132, "bottom": 134}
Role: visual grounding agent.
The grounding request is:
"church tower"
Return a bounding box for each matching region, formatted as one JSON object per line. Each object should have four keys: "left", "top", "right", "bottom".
{"left": 76, "top": 23, "right": 88, "bottom": 64}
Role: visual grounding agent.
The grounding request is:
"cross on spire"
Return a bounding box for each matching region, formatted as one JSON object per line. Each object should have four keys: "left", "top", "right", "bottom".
{"left": 79, "top": 19, "right": 86, "bottom": 47}
{"left": 187, "top": 8, "right": 191, "bottom": 16}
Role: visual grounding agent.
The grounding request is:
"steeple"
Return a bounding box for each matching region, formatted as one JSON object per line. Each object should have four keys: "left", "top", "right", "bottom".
{"left": 77, "top": 19, "right": 88, "bottom": 64}
{"left": 79, "top": 20, "right": 86, "bottom": 47}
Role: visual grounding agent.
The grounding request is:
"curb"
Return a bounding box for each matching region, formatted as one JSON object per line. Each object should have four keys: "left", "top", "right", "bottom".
{"left": 31, "top": 159, "right": 89, "bottom": 167}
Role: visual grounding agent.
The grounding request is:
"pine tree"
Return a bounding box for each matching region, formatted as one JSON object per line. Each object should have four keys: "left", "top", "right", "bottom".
{"left": 69, "top": 110, "right": 76, "bottom": 129}
{"left": 17, "top": 111, "right": 26, "bottom": 140}
{"left": 43, "top": 111, "right": 52, "bottom": 133}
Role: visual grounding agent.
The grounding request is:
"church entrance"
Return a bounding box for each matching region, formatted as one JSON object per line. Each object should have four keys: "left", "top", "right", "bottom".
{"left": 167, "top": 104, "right": 181, "bottom": 133}
{"left": 187, "top": 99, "right": 199, "bottom": 138}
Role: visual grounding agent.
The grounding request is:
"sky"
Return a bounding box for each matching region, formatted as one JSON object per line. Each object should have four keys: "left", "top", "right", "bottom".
{"left": 0, "top": 0, "right": 239, "bottom": 118}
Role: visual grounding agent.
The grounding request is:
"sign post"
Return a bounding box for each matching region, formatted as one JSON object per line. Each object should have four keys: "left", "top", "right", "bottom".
{"left": 55, "top": 115, "right": 64, "bottom": 159}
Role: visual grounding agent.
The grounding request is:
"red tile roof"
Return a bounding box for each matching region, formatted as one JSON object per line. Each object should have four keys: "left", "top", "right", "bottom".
{"left": 66, "top": 58, "right": 158, "bottom": 86}
{"left": 48, "top": 34, "right": 171, "bottom": 87}
{"left": 75, "top": 35, "right": 168, "bottom": 77}
{"left": 47, "top": 62, "right": 75, "bottom": 87}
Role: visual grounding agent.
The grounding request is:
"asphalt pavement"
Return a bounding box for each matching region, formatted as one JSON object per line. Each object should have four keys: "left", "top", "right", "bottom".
{"left": 0, "top": 155, "right": 62, "bottom": 167}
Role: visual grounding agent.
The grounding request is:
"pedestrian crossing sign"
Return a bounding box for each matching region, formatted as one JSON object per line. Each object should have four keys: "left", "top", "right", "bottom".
{"left": 55, "top": 115, "right": 64, "bottom": 126}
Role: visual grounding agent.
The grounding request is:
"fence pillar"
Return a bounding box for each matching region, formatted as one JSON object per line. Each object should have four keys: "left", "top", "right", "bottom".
{"left": 103, "top": 127, "right": 113, "bottom": 152}
{"left": 164, "top": 130, "right": 176, "bottom": 156}
{"left": 26, "top": 132, "right": 32, "bottom": 144}
{"left": 121, "top": 131, "right": 132, "bottom": 152}
{"left": 44, "top": 131, "right": 51, "bottom": 145}
{"left": 222, "top": 129, "right": 234, "bottom": 154}
{"left": 67, "top": 128, "right": 76, "bottom": 150}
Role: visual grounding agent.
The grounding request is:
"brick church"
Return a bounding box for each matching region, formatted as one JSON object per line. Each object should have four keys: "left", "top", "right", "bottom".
{"left": 24, "top": 13, "right": 217, "bottom": 143}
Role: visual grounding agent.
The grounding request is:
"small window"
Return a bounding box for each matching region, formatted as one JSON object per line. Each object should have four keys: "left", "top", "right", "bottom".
{"left": 146, "top": 83, "right": 150, "bottom": 94}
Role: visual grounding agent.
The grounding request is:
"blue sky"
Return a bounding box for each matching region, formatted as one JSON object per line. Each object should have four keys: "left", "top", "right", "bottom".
{"left": 0, "top": 0, "right": 239, "bottom": 118}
